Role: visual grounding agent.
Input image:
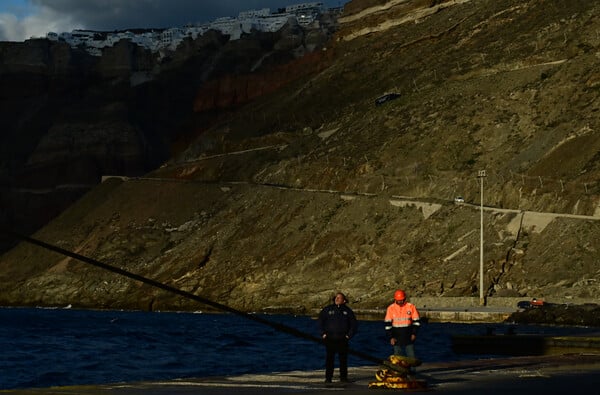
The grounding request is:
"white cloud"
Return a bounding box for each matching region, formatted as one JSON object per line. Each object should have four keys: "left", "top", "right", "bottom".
{"left": 0, "top": 3, "right": 82, "bottom": 42}
{"left": 23, "top": 6, "right": 83, "bottom": 38}
{"left": 0, "top": 13, "right": 26, "bottom": 41}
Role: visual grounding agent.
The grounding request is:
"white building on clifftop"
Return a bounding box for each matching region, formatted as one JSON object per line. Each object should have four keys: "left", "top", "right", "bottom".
{"left": 45, "top": 2, "right": 331, "bottom": 56}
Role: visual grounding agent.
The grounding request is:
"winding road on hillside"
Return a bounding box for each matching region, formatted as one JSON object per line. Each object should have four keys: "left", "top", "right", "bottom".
{"left": 101, "top": 175, "right": 599, "bottom": 235}
{"left": 99, "top": 143, "right": 600, "bottom": 232}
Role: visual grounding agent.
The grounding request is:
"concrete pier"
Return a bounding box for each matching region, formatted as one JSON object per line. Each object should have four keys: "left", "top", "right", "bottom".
{"left": 2, "top": 354, "right": 599, "bottom": 394}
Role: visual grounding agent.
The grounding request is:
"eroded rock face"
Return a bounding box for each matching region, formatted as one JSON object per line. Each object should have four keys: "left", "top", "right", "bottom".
{"left": 0, "top": 39, "right": 71, "bottom": 74}
{"left": 192, "top": 50, "right": 332, "bottom": 112}
{"left": 96, "top": 40, "right": 157, "bottom": 79}
{"left": 0, "top": 17, "right": 336, "bottom": 252}
{"left": 1, "top": 0, "right": 599, "bottom": 313}
{"left": 0, "top": 173, "right": 598, "bottom": 314}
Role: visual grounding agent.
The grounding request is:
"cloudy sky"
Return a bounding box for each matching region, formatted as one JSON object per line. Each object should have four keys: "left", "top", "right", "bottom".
{"left": 0, "top": 0, "right": 346, "bottom": 42}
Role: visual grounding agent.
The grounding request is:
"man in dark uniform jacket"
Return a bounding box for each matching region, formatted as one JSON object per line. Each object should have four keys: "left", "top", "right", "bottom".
{"left": 318, "top": 292, "right": 357, "bottom": 383}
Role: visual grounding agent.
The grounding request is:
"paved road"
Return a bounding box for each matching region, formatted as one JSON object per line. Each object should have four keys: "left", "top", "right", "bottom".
{"left": 3, "top": 354, "right": 599, "bottom": 395}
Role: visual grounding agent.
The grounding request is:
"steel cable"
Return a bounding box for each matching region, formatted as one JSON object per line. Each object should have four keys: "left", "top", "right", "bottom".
{"left": 2, "top": 229, "right": 382, "bottom": 365}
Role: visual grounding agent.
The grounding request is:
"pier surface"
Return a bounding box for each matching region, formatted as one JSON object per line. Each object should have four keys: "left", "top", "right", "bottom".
{"left": 3, "top": 354, "right": 599, "bottom": 394}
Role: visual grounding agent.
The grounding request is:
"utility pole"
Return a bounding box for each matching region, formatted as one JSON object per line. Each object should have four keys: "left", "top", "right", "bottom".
{"left": 478, "top": 170, "right": 487, "bottom": 306}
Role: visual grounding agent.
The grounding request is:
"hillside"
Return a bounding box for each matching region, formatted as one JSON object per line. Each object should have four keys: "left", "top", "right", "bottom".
{"left": 0, "top": 19, "right": 335, "bottom": 252}
{"left": 0, "top": 0, "right": 598, "bottom": 313}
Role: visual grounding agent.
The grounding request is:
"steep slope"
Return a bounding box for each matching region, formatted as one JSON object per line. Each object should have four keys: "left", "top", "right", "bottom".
{"left": 0, "top": 0, "right": 598, "bottom": 312}
{"left": 0, "top": 20, "right": 334, "bottom": 253}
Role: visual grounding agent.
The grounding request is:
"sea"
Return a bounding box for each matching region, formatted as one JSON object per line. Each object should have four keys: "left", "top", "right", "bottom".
{"left": 1, "top": 306, "right": 598, "bottom": 390}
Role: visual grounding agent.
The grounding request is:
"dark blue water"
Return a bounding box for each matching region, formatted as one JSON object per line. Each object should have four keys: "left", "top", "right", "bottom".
{"left": 1, "top": 307, "right": 597, "bottom": 390}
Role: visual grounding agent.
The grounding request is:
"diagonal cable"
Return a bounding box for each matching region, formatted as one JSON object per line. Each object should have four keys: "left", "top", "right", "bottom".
{"left": 2, "top": 229, "right": 382, "bottom": 364}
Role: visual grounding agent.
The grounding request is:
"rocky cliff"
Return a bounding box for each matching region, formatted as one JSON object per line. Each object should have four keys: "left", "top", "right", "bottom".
{"left": 0, "top": 16, "right": 336, "bottom": 252}
{"left": 0, "top": 0, "right": 598, "bottom": 313}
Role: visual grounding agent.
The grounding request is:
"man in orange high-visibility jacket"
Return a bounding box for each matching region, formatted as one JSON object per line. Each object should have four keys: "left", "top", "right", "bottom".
{"left": 384, "top": 289, "right": 420, "bottom": 358}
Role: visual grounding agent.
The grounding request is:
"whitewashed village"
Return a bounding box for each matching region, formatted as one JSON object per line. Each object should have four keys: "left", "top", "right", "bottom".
{"left": 45, "top": 2, "right": 341, "bottom": 56}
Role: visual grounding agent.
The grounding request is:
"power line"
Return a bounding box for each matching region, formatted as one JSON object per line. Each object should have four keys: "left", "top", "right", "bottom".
{"left": 1, "top": 229, "right": 382, "bottom": 365}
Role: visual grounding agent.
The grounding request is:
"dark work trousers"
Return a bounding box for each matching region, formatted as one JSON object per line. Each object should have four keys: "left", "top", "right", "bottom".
{"left": 324, "top": 337, "right": 349, "bottom": 381}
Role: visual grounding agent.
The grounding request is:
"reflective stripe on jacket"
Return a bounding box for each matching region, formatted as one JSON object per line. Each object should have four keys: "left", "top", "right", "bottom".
{"left": 384, "top": 302, "right": 420, "bottom": 345}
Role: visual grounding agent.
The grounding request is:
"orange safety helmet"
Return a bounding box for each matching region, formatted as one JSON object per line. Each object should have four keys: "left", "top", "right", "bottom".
{"left": 394, "top": 289, "right": 406, "bottom": 301}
